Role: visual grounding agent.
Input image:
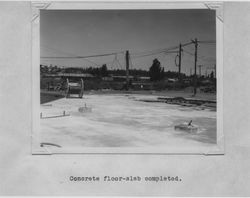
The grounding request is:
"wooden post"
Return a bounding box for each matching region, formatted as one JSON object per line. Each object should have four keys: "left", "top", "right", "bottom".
{"left": 125, "top": 50, "right": 129, "bottom": 90}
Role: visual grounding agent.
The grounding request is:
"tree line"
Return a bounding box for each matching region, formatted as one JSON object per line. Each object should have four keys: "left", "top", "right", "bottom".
{"left": 40, "top": 58, "right": 187, "bottom": 81}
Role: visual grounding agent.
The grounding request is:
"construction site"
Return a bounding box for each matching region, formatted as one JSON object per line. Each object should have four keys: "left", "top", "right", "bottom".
{"left": 39, "top": 10, "right": 217, "bottom": 150}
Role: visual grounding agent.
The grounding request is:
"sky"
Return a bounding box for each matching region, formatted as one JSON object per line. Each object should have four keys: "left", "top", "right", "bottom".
{"left": 40, "top": 9, "right": 216, "bottom": 75}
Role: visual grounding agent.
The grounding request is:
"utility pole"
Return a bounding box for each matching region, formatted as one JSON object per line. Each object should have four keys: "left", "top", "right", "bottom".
{"left": 125, "top": 50, "right": 129, "bottom": 90}
{"left": 178, "top": 43, "right": 182, "bottom": 81}
{"left": 192, "top": 38, "right": 198, "bottom": 96}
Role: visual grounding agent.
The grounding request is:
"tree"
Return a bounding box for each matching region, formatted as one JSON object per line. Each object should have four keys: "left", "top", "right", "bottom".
{"left": 149, "top": 59, "right": 165, "bottom": 81}
{"left": 210, "top": 71, "right": 214, "bottom": 79}
{"left": 100, "top": 64, "right": 108, "bottom": 76}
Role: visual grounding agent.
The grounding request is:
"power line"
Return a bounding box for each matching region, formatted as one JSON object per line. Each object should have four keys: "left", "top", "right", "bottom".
{"left": 131, "top": 50, "right": 178, "bottom": 59}
{"left": 41, "top": 39, "right": 216, "bottom": 72}
{"left": 129, "top": 41, "right": 195, "bottom": 59}
{"left": 181, "top": 41, "right": 193, "bottom": 47}
{"left": 182, "top": 49, "right": 215, "bottom": 63}
{"left": 131, "top": 45, "right": 179, "bottom": 56}
{"left": 84, "top": 58, "right": 101, "bottom": 67}
{"left": 41, "top": 51, "right": 125, "bottom": 59}
{"left": 183, "top": 49, "right": 194, "bottom": 56}
{"left": 41, "top": 40, "right": 214, "bottom": 60}
{"left": 41, "top": 45, "right": 106, "bottom": 67}
{"left": 198, "top": 40, "right": 216, "bottom": 44}
{"left": 130, "top": 42, "right": 188, "bottom": 58}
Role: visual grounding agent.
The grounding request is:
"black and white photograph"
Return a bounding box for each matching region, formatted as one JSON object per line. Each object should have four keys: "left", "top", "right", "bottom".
{"left": 38, "top": 8, "right": 220, "bottom": 153}
{"left": 3, "top": 1, "right": 250, "bottom": 196}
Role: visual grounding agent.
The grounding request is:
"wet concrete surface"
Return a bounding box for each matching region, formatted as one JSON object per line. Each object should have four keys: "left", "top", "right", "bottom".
{"left": 40, "top": 94, "right": 216, "bottom": 148}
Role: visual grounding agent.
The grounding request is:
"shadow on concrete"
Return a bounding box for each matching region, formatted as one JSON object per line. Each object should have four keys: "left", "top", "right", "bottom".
{"left": 40, "top": 90, "right": 65, "bottom": 104}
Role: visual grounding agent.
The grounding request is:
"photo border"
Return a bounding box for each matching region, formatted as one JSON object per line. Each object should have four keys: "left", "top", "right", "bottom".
{"left": 31, "top": 1, "right": 224, "bottom": 155}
